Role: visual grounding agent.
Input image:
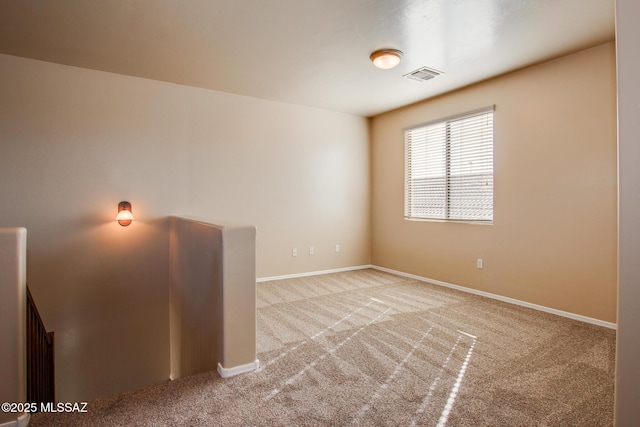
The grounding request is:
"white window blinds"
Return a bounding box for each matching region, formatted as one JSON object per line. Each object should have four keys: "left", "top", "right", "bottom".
{"left": 404, "top": 107, "right": 494, "bottom": 222}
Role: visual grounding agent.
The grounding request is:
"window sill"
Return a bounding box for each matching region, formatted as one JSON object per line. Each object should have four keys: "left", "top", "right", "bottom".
{"left": 404, "top": 217, "right": 493, "bottom": 226}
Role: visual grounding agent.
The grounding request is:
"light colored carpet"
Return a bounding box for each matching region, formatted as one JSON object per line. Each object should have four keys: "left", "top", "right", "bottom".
{"left": 30, "top": 269, "right": 615, "bottom": 426}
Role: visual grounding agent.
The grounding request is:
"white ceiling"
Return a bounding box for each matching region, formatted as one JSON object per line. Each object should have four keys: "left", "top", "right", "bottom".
{"left": 0, "top": 0, "right": 615, "bottom": 117}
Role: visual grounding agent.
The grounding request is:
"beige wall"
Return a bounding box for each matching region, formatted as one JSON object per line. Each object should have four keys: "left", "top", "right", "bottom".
{"left": 0, "top": 54, "right": 370, "bottom": 401}
{"left": 614, "top": 0, "right": 640, "bottom": 423}
{"left": 0, "top": 228, "right": 27, "bottom": 425}
{"left": 371, "top": 43, "right": 617, "bottom": 323}
{"left": 169, "top": 216, "right": 257, "bottom": 380}
{"left": 169, "top": 217, "right": 224, "bottom": 380}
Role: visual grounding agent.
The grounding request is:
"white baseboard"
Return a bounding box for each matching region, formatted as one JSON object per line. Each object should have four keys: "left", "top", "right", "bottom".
{"left": 18, "top": 413, "right": 28, "bottom": 427}
{"left": 257, "top": 265, "right": 373, "bottom": 283}
{"left": 371, "top": 265, "right": 617, "bottom": 330}
{"left": 256, "top": 263, "right": 616, "bottom": 329}
{"left": 0, "top": 413, "right": 30, "bottom": 427}
{"left": 217, "top": 360, "right": 260, "bottom": 379}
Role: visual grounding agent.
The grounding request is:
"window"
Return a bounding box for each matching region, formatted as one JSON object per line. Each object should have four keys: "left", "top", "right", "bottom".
{"left": 404, "top": 107, "right": 494, "bottom": 222}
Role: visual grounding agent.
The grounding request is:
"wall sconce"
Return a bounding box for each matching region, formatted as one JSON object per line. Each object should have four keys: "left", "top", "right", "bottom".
{"left": 370, "top": 49, "right": 403, "bottom": 69}
{"left": 116, "top": 201, "right": 134, "bottom": 226}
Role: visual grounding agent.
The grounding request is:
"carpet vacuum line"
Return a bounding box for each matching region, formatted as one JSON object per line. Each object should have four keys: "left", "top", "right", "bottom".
{"left": 263, "top": 303, "right": 392, "bottom": 401}
{"left": 259, "top": 298, "right": 378, "bottom": 370}
{"left": 351, "top": 323, "right": 435, "bottom": 425}
{"left": 407, "top": 330, "right": 476, "bottom": 427}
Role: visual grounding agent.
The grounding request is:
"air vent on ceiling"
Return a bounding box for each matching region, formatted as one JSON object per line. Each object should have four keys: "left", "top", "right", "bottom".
{"left": 403, "top": 66, "right": 443, "bottom": 82}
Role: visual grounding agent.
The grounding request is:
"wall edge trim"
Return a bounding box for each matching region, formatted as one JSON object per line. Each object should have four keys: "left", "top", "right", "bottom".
{"left": 371, "top": 265, "right": 617, "bottom": 330}
{"left": 256, "top": 265, "right": 374, "bottom": 282}
{"left": 0, "top": 412, "right": 29, "bottom": 427}
{"left": 217, "top": 360, "right": 260, "bottom": 379}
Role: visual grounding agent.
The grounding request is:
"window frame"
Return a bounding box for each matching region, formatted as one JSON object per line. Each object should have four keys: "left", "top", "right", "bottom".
{"left": 403, "top": 106, "right": 495, "bottom": 224}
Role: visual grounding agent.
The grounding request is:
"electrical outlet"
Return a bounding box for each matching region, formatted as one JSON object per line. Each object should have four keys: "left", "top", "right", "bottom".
{"left": 309, "top": 246, "right": 314, "bottom": 255}
{"left": 477, "top": 259, "right": 483, "bottom": 269}
{"left": 292, "top": 248, "right": 298, "bottom": 257}
{"left": 335, "top": 244, "right": 340, "bottom": 253}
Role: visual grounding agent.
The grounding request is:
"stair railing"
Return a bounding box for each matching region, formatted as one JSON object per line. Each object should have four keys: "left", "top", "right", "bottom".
{"left": 26, "top": 287, "right": 55, "bottom": 407}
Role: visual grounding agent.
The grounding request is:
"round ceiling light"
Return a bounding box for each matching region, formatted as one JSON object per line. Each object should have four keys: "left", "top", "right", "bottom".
{"left": 370, "top": 49, "right": 403, "bottom": 69}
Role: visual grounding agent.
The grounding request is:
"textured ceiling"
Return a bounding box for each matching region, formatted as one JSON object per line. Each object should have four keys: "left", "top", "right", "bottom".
{"left": 0, "top": 0, "right": 615, "bottom": 117}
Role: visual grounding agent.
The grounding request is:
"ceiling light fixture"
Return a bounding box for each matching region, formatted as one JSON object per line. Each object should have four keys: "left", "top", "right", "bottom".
{"left": 370, "top": 49, "right": 403, "bottom": 69}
